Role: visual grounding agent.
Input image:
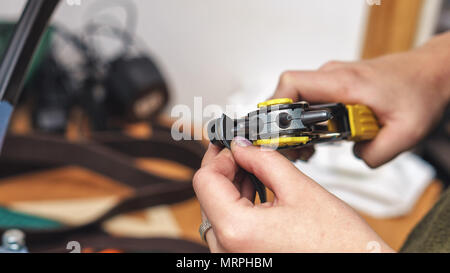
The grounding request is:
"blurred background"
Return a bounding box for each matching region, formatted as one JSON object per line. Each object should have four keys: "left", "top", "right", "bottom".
{"left": 0, "top": 0, "right": 400, "bottom": 110}
{"left": 0, "top": 0, "right": 448, "bottom": 253}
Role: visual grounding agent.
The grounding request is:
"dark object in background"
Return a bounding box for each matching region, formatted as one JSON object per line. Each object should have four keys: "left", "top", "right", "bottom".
{"left": 0, "top": 23, "right": 52, "bottom": 88}
{"left": 24, "top": 25, "right": 170, "bottom": 133}
{"left": 2, "top": 0, "right": 171, "bottom": 134}
{"left": 105, "top": 56, "right": 169, "bottom": 122}
{"left": 417, "top": 106, "right": 450, "bottom": 187}
{"left": 0, "top": 1, "right": 170, "bottom": 175}
{"left": 0, "top": 0, "right": 202, "bottom": 254}
{"left": 416, "top": 1, "right": 450, "bottom": 187}
{"left": 0, "top": 0, "right": 60, "bottom": 149}
{"left": 436, "top": 0, "right": 450, "bottom": 34}
{"left": 30, "top": 54, "right": 75, "bottom": 133}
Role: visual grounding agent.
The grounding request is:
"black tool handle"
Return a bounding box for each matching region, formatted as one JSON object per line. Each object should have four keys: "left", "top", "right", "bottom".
{"left": 221, "top": 139, "right": 267, "bottom": 203}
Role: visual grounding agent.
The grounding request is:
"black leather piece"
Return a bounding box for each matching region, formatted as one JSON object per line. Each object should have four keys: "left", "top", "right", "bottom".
{"left": 0, "top": 128, "right": 207, "bottom": 252}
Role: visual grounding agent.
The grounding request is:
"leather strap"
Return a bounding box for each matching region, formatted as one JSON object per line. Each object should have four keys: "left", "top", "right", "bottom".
{"left": 0, "top": 128, "right": 207, "bottom": 252}
{"left": 1, "top": 132, "right": 202, "bottom": 188}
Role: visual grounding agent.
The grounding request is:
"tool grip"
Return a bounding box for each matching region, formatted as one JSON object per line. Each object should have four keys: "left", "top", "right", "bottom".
{"left": 346, "top": 105, "right": 380, "bottom": 142}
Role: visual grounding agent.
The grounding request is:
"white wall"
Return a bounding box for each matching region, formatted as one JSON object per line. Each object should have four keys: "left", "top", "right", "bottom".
{"left": 0, "top": 0, "right": 369, "bottom": 111}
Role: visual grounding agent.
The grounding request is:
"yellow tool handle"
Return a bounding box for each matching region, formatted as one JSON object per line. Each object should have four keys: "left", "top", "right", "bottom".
{"left": 257, "top": 98, "right": 294, "bottom": 108}
{"left": 346, "top": 104, "right": 379, "bottom": 142}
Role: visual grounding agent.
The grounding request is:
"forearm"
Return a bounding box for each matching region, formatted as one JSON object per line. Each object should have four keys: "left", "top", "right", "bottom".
{"left": 416, "top": 31, "right": 450, "bottom": 103}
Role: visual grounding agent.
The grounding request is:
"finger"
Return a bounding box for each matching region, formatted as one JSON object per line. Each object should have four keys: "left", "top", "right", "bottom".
{"left": 211, "top": 149, "right": 240, "bottom": 181}
{"left": 205, "top": 229, "right": 225, "bottom": 253}
{"left": 353, "top": 122, "right": 413, "bottom": 168}
{"left": 201, "top": 143, "right": 222, "bottom": 167}
{"left": 230, "top": 136, "right": 313, "bottom": 202}
{"left": 239, "top": 175, "right": 256, "bottom": 203}
{"left": 199, "top": 145, "right": 226, "bottom": 250}
{"left": 193, "top": 149, "right": 252, "bottom": 225}
{"left": 201, "top": 210, "right": 226, "bottom": 252}
{"left": 273, "top": 71, "right": 343, "bottom": 103}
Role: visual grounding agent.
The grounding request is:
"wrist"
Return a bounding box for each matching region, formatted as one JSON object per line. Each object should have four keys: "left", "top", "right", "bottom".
{"left": 417, "top": 32, "right": 450, "bottom": 103}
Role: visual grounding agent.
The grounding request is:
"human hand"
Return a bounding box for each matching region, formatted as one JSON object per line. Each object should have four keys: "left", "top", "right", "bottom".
{"left": 273, "top": 32, "right": 450, "bottom": 168}
{"left": 193, "top": 137, "right": 394, "bottom": 253}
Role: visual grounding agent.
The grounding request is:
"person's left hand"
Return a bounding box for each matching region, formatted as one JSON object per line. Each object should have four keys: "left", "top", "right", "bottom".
{"left": 193, "top": 137, "right": 394, "bottom": 253}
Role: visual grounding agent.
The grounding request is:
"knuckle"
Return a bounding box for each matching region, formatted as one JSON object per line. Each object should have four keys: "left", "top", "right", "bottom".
{"left": 340, "top": 64, "right": 372, "bottom": 83}
{"left": 215, "top": 149, "right": 234, "bottom": 164}
{"left": 404, "top": 119, "right": 425, "bottom": 142}
{"left": 319, "top": 60, "right": 344, "bottom": 71}
{"left": 332, "top": 66, "right": 366, "bottom": 98}
{"left": 250, "top": 150, "right": 278, "bottom": 174}
{"left": 192, "top": 169, "right": 209, "bottom": 190}
{"left": 279, "top": 71, "right": 296, "bottom": 86}
{"left": 216, "top": 218, "right": 250, "bottom": 251}
{"left": 211, "top": 151, "right": 235, "bottom": 173}
{"left": 337, "top": 67, "right": 359, "bottom": 83}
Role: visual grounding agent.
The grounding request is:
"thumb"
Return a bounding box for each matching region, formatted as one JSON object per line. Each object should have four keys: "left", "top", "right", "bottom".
{"left": 230, "top": 136, "right": 314, "bottom": 202}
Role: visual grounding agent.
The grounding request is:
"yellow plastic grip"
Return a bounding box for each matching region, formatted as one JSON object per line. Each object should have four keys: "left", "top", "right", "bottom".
{"left": 257, "top": 98, "right": 293, "bottom": 108}
{"left": 346, "top": 105, "right": 379, "bottom": 142}
{"left": 253, "top": 136, "right": 311, "bottom": 147}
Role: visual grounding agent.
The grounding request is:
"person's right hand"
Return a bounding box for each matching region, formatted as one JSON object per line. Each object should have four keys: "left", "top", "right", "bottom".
{"left": 273, "top": 32, "right": 450, "bottom": 168}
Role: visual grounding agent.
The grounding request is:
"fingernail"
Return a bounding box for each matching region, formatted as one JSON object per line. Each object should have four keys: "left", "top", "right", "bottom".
{"left": 233, "top": 136, "right": 253, "bottom": 147}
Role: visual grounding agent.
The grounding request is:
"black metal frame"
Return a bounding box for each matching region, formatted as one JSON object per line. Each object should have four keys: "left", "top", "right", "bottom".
{"left": 0, "top": 0, "right": 60, "bottom": 149}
